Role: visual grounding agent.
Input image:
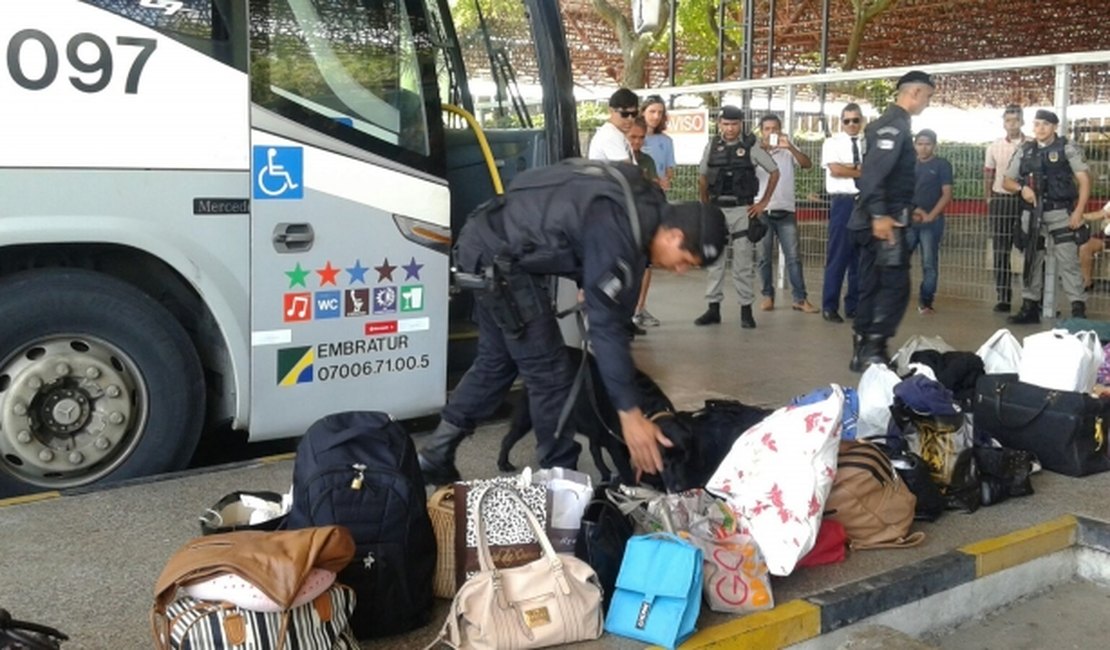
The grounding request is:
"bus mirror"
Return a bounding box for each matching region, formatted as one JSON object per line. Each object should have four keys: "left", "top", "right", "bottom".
{"left": 633, "top": 0, "right": 661, "bottom": 34}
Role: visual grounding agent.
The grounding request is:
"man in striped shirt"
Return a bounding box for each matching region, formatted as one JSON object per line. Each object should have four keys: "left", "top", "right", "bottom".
{"left": 983, "top": 104, "right": 1031, "bottom": 313}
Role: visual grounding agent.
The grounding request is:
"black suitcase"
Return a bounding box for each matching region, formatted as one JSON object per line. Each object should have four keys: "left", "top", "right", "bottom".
{"left": 973, "top": 374, "right": 1110, "bottom": 477}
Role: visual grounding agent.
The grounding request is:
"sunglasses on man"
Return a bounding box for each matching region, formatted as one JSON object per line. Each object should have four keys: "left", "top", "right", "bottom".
{"left": 617, "top": 109, "right": 638, "bottom": 118}
{"left": 842, "top": 117, "right": 861, "bottom": 125}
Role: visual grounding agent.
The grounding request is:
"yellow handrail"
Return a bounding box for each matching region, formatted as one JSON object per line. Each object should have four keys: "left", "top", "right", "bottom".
{"left": 441, "top": 103, "right": 504, "bottom": 195}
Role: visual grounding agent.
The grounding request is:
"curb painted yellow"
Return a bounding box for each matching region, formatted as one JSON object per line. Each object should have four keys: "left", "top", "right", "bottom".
{"left": 958, "top": 514, "right": 1078, "bottom": 577}
{"left": 665, "top": 600, "right": 821, "bottom": 649}
{"left": 0, "top": 490, "right": 61, "bottom": 508}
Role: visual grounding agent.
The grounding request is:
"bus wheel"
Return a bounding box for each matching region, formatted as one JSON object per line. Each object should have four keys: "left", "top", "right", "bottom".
{"left": 0, "top": 269, "right": 205, "bottom": 493}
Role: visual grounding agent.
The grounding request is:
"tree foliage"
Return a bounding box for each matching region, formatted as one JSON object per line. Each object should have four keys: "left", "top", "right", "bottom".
{"left": 844, "top": 0, "right": 902, "bottom": 70}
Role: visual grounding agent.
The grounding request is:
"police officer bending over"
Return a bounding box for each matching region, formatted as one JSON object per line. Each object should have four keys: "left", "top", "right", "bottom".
{"left": 418, "top": 160, "right": 728, "bottom": 485}
{"left": 1003, "top": 109, "right": 1093, "bottom": 323}
{"left": 849, "top": 70, "right": 935, "bottom": 372}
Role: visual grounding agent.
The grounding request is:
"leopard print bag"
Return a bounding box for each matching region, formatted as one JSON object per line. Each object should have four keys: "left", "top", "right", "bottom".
{"left": 453, "top": 476, "right": 551, "bottom": 588}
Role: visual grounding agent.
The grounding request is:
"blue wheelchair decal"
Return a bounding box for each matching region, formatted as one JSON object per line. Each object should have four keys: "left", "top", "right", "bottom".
{"left": 253, "top": 145, "right": 304, "bottom": 199}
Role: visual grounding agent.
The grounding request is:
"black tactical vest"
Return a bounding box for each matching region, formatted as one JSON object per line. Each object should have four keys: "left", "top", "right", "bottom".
{"left": 705, "top": 135, "right": 758, "bottom": 203}
{"left": 1018, "top": 137, "right": 1078, "bottom": 207}
{"left": 453, "top": 160, "right": 664, "bottom": 278}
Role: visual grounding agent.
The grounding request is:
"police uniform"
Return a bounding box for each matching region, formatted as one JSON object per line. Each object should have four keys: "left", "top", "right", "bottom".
{"left": 697, "top": 131, "right": 778, "bottom": 324}
{"left": 1005, "top": 121, "right": 1090, "bottom": 321}
{"left": 849, "top": 72, "right": 930, "bottom": 370}
{"left": 417, "top": 160, "right": 725, "bottom": 484}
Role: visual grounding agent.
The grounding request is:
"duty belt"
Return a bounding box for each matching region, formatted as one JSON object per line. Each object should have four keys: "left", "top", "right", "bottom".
{"left": 713, "top": 196, "right": 752, "bottom": 207}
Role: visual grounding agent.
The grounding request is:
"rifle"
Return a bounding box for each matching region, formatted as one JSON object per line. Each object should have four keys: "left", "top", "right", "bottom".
{"left": 1022, "top": 171, "right": 1044, "bottom": 287}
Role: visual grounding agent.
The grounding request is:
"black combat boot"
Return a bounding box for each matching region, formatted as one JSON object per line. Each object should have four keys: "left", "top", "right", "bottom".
{"left": 417, "top": 420, "right": 472, "bottom": 485}
{"left": 740, "top": 305, "right": 756, "bottom": 329}
{"left": 695, "top": 302, "right": 721, "bottom": 326}
{"left": 1071, "top": 301, "right": 1087, "bottom": 319}
{"left": 850, "top": 334, "right": 890, "bottom": 373}
{"left": 848, "top": 332, "right": 864, "bottom": 372}
{"left": 1007, "top": 299, "right": 1041, "bottom": 325}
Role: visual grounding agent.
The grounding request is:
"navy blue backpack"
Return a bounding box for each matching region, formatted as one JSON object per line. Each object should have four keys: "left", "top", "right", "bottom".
{"left": 286, "top": 411, "right": 434, "bottom": 639}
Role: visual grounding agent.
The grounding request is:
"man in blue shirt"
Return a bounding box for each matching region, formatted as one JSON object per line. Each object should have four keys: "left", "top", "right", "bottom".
{"left": 908, "top": 129, "right": 953, "bottom": 314}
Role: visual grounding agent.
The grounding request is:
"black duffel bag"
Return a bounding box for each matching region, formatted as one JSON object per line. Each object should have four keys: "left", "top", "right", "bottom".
{"left": 972, "top": 374, "right": 1110, "bottom": 477}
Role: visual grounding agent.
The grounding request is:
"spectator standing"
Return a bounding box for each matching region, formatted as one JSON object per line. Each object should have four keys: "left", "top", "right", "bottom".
{"left": 849, "top": 71, "right": 935, "bottom": 372}
{"left": 754, "top": 114, "right": 819, "bottom": 313}
{"left": 908, "top": 129, "right": 953, "bottom": 314}
{"left": 694, "top": 105, "right": 779, "bottom": 329}
{"left": 984, "top": 105, "right": 1031, "bottom": 313}
{"left": 1003, "top": 109, "right": 1092, "bottom": 322}
{"left": 633, "top": 102, "right": 669, "bottom": 328}
{"left": 820, "top": 104, "right": 866, "bottom": 323}
{"left": 628, "top": 116, "right": 659, "bottom": 333}
{"left": 641, "top": 95, "right": 676, "bottom": 191}
{"left": 588, "top": 88, "right": 638, "bottom": 162}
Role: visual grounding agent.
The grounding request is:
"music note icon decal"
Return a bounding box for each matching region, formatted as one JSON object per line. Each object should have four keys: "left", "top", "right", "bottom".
{"left": 283, "top": 293, "right": 312, "bottom": 322}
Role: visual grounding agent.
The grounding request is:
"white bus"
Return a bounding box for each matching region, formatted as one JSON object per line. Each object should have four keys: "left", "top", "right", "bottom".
{"left": 0, "top": 0, "right": 578, "bottom": 492}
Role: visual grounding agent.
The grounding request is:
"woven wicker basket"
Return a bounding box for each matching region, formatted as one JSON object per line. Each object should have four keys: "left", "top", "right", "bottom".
{"left": 427, "top": 485, "right": 457, "bottom": 599}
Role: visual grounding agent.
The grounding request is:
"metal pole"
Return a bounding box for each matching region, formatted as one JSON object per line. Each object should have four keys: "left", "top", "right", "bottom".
{"left": 819, "top": 0, "right": 830, "bottom": 135}
{"left": 768, "top": 0, "right": 775, "bottom": 78}
{"left": 742, "top": 0, "right": 754, "bottom": 112}
{"left": 717, "top": 0, "right": 725, "bottom": 83}
{"left": 669, "top": 0, "right": 678, "bottom": 89}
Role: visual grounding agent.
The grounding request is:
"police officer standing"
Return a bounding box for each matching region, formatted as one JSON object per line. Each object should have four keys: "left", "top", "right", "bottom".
{"left": 417, "top": 160, "right": 728, "bottom": 484}
{"left": 694, "top": 105, "right": 779, "bottom": 329}
{"left": 1003, "top": 109, "right": 1092, "bottom": 322}
{"left": 849, "top": 71, "right": 935, "bottom": 371}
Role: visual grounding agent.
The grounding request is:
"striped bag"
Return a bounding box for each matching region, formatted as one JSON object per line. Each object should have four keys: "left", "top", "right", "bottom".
{"left": 161, "top": 584, "right": 358, "bottom": 650}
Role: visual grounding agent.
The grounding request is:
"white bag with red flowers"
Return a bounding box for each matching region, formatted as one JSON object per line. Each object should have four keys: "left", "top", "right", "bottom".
{"left": 705, "top": 385, "right": 843, "bottom": 576}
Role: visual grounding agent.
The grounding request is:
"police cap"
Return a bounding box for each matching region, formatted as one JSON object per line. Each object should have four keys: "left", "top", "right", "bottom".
{"left": 896, "top": 70, "right": 935, "bottom": 89}
{"left": 719, "top": 105, "right": 744, "bottom": 121}
{"left": 664, "top": 202, "right": 727, "bottom": 266}
{"left": 1034, "top": 109, "right": 1059, "bottom": 124}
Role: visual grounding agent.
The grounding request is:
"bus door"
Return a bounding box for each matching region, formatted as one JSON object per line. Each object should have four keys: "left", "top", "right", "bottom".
{"left": 247, "top": 0, "right": 450, "bottom": 440}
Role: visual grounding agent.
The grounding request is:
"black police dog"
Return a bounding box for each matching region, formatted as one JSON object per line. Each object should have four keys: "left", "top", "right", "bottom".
{"left": 497, "top": 347, "right": 673, "bottom": 484}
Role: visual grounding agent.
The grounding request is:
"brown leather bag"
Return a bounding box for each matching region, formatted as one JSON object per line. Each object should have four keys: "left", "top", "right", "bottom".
{"left": 825, "top": 441, "right": 924, "bottom": 550}
{"left": 151, "top": 526, "right": 355, "bottom": 648}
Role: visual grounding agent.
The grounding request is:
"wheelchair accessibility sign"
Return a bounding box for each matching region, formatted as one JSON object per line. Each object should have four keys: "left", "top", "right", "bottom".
{"left": 253, "top": 146, "right": 304, "bottom": 199}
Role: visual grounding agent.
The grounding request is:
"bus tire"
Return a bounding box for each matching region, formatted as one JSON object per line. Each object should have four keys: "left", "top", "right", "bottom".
{"left": 0, "top": 268, "right": 205, "bottom": 494}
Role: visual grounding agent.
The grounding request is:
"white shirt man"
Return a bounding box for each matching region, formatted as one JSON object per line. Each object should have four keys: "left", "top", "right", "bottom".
{"left": 588, "top": 88, "right": 638, "bottom": 162}
{"left": 818, "top": 103, "right": 865, "bottom": 321}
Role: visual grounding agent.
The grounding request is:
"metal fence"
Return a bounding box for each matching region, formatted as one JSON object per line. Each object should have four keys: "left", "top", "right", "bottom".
{"left": 583, "top": 52, "right": 1110, "bottom": 317}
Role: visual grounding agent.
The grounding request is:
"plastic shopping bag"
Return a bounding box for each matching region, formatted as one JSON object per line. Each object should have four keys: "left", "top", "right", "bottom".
{"left": 1018, "top": 329, "right": 1103, "bottom": 392}
{"left": 976, "top": 328, "right": 1023, "bottom": 374}
{"left": 857, "top": 364, "right": 901, "bottom": 441}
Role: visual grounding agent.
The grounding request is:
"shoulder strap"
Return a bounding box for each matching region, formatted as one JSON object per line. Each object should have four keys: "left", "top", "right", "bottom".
{"left": 562, "top": 159, "right": 642, "bottom": 248}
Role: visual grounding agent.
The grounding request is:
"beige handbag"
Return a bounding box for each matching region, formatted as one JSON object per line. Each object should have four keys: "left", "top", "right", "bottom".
{"left": 426, "top": 484, "right": 603, "bottom": 649}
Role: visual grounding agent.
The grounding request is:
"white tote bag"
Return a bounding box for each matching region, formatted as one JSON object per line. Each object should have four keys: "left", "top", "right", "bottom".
{"left": 1018, "top": 329, "right": 1103, "bottom": 392}
{"left": 856, "top": 364, "right": 901, "bottom": 441}
{"left": 705, "top": 386, "right": 843, "bottom": 576}
{"left": 976, "top": 328, "right": 1023, "bottom": 374}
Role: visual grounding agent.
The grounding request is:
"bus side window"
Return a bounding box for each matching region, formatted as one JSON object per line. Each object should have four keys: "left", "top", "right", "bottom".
{"left": 249, "top": 0, "right": 432, "bottom": 159}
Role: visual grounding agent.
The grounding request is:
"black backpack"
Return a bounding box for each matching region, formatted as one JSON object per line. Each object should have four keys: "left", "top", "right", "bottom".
{"left": 286, "top": 411, "right": 434, "bottom": 639}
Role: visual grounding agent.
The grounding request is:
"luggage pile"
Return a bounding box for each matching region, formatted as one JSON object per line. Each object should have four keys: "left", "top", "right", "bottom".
{"left": 146, "top": 325, "right": 1110, "bottom": 648}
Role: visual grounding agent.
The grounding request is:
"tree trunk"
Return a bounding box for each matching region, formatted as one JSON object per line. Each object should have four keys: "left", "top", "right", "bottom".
{"left": 843, "top": 0, "right": 900, "bottom": 71}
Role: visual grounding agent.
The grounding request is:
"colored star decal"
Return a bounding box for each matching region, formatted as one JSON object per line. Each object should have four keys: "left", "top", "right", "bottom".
{"left": 346, "top": 259, "right": 369, "bottom": 284}
{"left": 285, "top": 262, "right": 310, "bottom": 288}
{"left": 374, "top": 258, "right": 397, "bottom": 283}
{"left": 316, "top": 261, "right": 340, "bottom": 286}
{"left": 402, "top": 256, "right": 424, "bottom": 281}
